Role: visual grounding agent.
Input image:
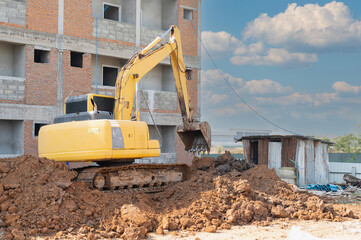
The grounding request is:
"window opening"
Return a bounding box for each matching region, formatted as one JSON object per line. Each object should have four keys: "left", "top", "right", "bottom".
{"left": 70, "top": 51, "right": 83, "bottom": 68}
{"left": 103, "top": 66, "right": 119, "bottom": 86}
{"left": 34, "top": 123, "right": 48, "bottom": 137}
{"left": 104, "top": 4, "right": 120, "bottom": 21}
{"left": 186, "top": 69, "right": 193, "bottom": 80}
{"left": 34, "top": 49, "right": 50, "bottom": 63}
{"left": 184, "top": 9, "right": 192, "bottom": 21}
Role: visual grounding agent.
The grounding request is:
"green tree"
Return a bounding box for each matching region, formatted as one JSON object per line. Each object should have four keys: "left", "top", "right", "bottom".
{"left": 333, "top": 133, "right": 361, "bottom": 153}
{"left": 328, "top": 133, "right": 361, "bottom": 161}
{"left": 216, "top": 145, "right": 224, "bottom": 154}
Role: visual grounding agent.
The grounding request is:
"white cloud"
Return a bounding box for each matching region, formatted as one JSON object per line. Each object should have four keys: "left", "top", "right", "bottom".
{"left": 209, "top": 107, "right": 239, "bottom": 116}
{"left": 201, "top": 70, "right": 292, "bottom": 95}
{"left": 209, "top": 103, "right": 257, "bottom": 116}
{"left": 202, "top": 30, "right": 318, "bottom": 67}
{"left": 210, "top": 94, "right": 228, "bottom": 104}
{"left": 244, "top": 1, "right": 361, "bottom": 51}
{"left": 290, "top": 108, "right": 348, "bottom": 120}
{"left": 243, "top": 79, "right": 293, "bottom": 94}
{"left": 332, "top": 81, "right": 361, "bottom": 93}
{"left": 256, "top": 92, "right": 339, "bottom": 106}
{"left": 234, "top": 103, "right": 260, "bottom": 113}
{"left": 201, "top": 69, "right": 243, "bottom": 88}
{"left": 234, "top": 41, "right": 265, "bottom": 55}
{"left": 231, "top": 48, "right": 317, "bottom": 66}
{"left": 201, "top": 31, "right": 241, "bottom": 58}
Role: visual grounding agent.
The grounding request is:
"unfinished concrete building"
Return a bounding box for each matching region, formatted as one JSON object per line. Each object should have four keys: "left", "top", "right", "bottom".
{"left": 0, "top": 0, "right": 202, "bottom": 165}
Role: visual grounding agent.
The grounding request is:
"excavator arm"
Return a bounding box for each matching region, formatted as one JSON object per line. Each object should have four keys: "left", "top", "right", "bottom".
{"left": 114, "top": 26, "right": 211, "bottom": 153}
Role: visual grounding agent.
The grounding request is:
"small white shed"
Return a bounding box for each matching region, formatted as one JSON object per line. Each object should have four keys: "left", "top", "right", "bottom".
{"left": 238, "top": 135, "right": 331, "bottom": 186}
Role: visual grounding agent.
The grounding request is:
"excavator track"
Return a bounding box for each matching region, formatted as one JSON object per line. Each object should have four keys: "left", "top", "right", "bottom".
{"left": 75, "top": 163, "right": 190, "bottom": 193}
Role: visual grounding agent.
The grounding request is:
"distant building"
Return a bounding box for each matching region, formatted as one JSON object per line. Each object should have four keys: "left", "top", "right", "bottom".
{"left": 212, "top": 129, "right": 272, "bottom": 148}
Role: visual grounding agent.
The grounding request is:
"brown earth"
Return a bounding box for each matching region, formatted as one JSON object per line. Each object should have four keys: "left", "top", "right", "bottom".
{"left": 0, "top": 152, "right": 359, "bottom": 240}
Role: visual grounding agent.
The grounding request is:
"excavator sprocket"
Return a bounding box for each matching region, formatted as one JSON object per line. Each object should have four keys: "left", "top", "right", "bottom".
{"left": 75, "top": 163, "right": 190, "bottom": 192}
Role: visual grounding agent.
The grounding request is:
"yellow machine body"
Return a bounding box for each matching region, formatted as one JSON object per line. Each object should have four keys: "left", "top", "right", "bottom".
{"left": 38, "top": 119, "right": 160, "bottom": 162}
{"left": 38, "top": 26, "right": 210, "bottom": 164}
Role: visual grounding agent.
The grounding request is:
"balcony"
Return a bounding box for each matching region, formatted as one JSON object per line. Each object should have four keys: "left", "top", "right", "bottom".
{"left": 0, "top": 41, "right": 25, "bottom": 100}
{"left": 92, "top": 19, "right": 136, "bottom": 44}
{"left": 0, "top": 0, "right": 26, "bottom": 26}
{"left": 0, "top": 76, "right": 25, "bottom": 101}
{"left": 138, "top": 90, "right": 177, "bottom": 112}
{"left": 140, "top": 0, "right": 177, "bottom": 45}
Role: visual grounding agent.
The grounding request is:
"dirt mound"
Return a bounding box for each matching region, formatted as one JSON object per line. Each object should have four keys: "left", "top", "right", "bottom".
{"left": 0, "top": 156, "right": 132, "bottom": 239}
{"left": 0, "top": 153, "right": 358, "bottom": 239}
{"left": 192, "top": 151, "right": 254, "bottom": 175}
{"left": 192, "top": 156, "right": 215, "bottom": 171}
{"left": 214, "top": 151, "right": 254, "bottom": 174}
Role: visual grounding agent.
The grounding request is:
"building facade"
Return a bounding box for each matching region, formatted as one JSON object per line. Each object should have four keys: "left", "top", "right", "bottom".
{"left": 0, "top": 0, "right": 202, "bottom": 165}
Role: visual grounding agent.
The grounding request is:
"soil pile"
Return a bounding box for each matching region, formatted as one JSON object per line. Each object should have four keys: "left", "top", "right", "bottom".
{"left": 191, "top": 151, "right": 254, "bottom": 174}
{"left": 0, "top": 153, "right": 358, "bottom": 240}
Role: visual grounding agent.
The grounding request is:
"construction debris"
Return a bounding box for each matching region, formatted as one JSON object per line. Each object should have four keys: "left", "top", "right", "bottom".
{"left": 343, "top": 174, "right": 361, "bottom": 188}
{"left": 0, "top": 154, "right": 359, "bottom": 239}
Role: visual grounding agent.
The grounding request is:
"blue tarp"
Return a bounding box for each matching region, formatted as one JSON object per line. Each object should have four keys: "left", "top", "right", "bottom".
{"left": 306, "top": 184, "right": 338, "bottom": 192}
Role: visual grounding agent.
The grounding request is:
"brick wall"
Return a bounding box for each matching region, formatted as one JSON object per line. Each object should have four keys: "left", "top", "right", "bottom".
{"left": 173, "top": 0, "right": 199, "bottom": 164}
{"left": 0, "top": 0, "right": 26, "bottom": 26}
{"left": 24, "top": 46, "right": 58, "bottom": 106}
{"left": 187, "top": 68, "right": 198, "bottom": 114}
{"left": 62, "top": 50, "right": 92, "bottom": 100}
{"left": 176, "top": 135, "right": 194, "bottom": 165}
{"left": 178, "top": 0, "right": 198, "bottom": 56}
{"left": 64, "top": 0, "right": 93, "bottom": 38}
{"left": 176, "top": 70, "right": 198, "bottom": 165}
{"left": 24, "top": 120, "right": 38, "bottom": 156}
{"left": 26, "top": 0, "right": 58, "bottom": 34}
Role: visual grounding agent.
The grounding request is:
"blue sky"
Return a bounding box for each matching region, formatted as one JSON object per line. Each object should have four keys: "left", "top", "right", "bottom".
{"left": 200, "top": 0, "right": 361, "bottom": 137}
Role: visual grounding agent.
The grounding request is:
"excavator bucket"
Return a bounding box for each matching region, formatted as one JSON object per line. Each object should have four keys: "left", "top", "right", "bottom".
{"left": 177, "top": 121, "right": 211, "bottom": 153}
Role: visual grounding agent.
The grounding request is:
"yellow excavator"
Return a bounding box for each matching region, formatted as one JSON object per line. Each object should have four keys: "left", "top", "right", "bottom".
{"left": 38, "top": 26, "right": 211, "bottom": 191}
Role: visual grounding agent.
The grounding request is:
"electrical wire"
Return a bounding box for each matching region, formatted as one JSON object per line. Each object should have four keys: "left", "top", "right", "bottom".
{"left": 191, "top": 22, "right": 304, "bottom": 137}
{"left": 140, "top": 90, "right": 163, "bottom": 147}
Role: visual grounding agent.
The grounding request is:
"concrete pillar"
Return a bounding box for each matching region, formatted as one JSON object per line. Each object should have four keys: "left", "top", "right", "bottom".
{"left": 58, "top": 0, "right": 64, "bottom": 35}
{"left": 56, "top": 0, "right": 64, "bottom": 107}
{"left": 136, "top": 0, "right": 141, "bottom": 47}
{"left": 197, "top": 0, "right": 202, "bottom": 118}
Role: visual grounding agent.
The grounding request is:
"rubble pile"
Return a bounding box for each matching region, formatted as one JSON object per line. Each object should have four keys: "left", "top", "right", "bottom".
{"left": 343, "top": 174, "right": 361, "bottom": 188}
{"left": 339, "top": 174, "right": 361, "bottom": 200}
{"left": 0, "top": 153, "right": 359, "bottom": 240}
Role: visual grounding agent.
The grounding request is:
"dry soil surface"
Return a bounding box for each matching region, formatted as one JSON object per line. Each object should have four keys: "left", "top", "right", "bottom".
{"left": 148, "top": 220, "right": 361, "bottom": 240}
{"left": 0, "top": 152, "right": 360, "bottom": 240}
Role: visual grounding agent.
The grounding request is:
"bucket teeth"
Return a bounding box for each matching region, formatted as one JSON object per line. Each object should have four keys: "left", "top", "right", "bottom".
{"left": 177, "top": 121, "right": 211, "bottom": 153}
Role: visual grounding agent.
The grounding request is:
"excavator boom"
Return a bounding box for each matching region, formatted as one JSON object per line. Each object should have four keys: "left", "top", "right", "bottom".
{"left": 113, "top": 25, "right": 211, "bottom": 153}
